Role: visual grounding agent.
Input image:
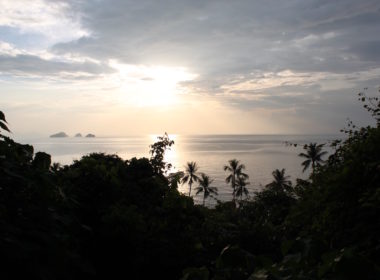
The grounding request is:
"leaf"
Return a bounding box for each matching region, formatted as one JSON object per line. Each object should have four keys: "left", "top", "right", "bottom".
{"left": 0, "top": 111, "right": 7, "bottom": 122}
{"left": 0, "top": 121, "right": 10, "bottom": 132}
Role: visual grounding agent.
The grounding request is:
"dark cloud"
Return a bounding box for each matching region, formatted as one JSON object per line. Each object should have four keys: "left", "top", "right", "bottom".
{"left": 348, "top": 41, "right": 380, "bottom": 62}
{"left": 50, "top": 0, "right": 380, "bottom": 82}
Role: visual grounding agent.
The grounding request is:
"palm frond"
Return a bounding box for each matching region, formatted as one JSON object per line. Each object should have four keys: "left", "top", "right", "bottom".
{"left": 243, "top": 188, "right": 249, "bottom": 196}
{"left": 302, "top": 159, "right": 311, "bottom": 172}
{"left": 223, "top": 165, "right": 232, "bottom": 171}
{"left": 195, "top": 187, "right": 203, "bottom": 195}
{"left": 0, "top": 121, "right": 10, "bottom": 132}
{"left": 181, "top": 174, "right": 189, "bottom": 184}
{"left": 209, "top": 187, "right": 218, "bottom": 195}
{"left": 225, "top": 174, "right": 233, "bottom": 183}
{"left": 0, "top": 111, "right": 7, "bottom": 123}
{"left": 192, "top": 174, "right": 200, "bottom": 182}
{"left": 0, "top": 111, "right": 10, "bottom": 133}
{"left": 298, "top": 152, "right": 309, "bottom": 158}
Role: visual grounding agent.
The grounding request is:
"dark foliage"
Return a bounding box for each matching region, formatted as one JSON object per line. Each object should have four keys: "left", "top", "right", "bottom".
{"left": 1, "top": 91, "right": 379, "bottom": 279}
{"left": 149, "top": 132, "right": 174, "bottom": 175}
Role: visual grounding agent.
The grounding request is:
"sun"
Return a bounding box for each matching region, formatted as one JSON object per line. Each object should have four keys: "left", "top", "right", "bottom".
{"left": 110, "top": 61, "right": 197, "bottom": 107}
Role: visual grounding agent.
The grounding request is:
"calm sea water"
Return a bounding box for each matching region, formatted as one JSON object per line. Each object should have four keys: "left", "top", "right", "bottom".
{"left": 17, "top": 134, "right": 339, "bottom": 206}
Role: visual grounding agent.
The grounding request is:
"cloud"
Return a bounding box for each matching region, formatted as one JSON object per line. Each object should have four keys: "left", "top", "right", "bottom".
{"left": 4, "top": 0, "right": 379, "bottom": 84}
{"left": 48, "top": 0, "right": 380, "bottom": 97}
{"left": 1, "top": 0, "right": 379, "bottom": 134}
{"left": 0, "top": 0, "right": 88, "bottom": 43}
{"left": 0, "top": 53, "right": 115, "bottom": 79}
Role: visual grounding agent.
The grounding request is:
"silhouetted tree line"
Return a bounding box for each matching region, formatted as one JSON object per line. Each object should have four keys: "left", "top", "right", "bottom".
{"left": 0, "top": 90, "right": 379, "bottom": 279}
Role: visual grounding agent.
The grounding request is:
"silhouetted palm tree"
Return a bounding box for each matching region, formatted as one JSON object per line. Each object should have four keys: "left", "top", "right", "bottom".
{"left": 235, "top": 175, "right": 249, "bottom": 203}
{"left": 299, "top": 143, "right": 327, "bottom": 174}
{"left": 195, "top": 173, "right": 218, "bottom": 206}
{"left": 266, "top": 168, "right": 292, "bottom": 192}
{"left": 0, "top": 111, "right": 10, "bottom": 134}
{"left": 224, "top": 159, "right": 248, "bottom": 202}
{"left": 181, "top": 161, "right": 200, "bottom": 196}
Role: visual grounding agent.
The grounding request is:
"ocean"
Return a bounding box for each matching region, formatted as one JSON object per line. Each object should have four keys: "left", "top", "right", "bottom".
{"left": 16, "top": 134, "right": 339, "bottom": 206}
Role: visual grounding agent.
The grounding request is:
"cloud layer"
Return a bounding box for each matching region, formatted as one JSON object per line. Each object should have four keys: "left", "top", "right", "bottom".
{"left": 1, "top": 0, "right": 379, "bottom": 135}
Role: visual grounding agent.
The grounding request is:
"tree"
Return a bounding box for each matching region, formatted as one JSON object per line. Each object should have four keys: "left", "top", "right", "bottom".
{"left": 51, "top": 162, "right": 62, "bottom": 173}
{"left": 358, "top": 87, "right": 380, "bottom": 125}
{"left": 266, "top": 168, "right": 292, "bottom": 192}
{"left": 298, "top": 143, "right": 327, "bottom": 174}
{"left": 149, "top": 132, "right": 174, "bottom": 175}
{"left": 32, "top": 151, "right": 51, "bottom": 170}
{"left": 235, "top": 175, "right": 249, "bottom": 203}
{"left": 223, "top": 159, "right": 248, "bottom": 202}
{"left": 167, "top": 171, "right": 184, "bottom": 190}
{"left": 195, "top": 173, "right": 218, "bottom": 206}
{"left": 181, "top": 161, "right": 200, "bottom": 196}
{"left": 0, "top": 110, "right": 10, "bottom": 135}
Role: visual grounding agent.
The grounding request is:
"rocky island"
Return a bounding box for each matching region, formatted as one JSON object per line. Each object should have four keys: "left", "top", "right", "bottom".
{"left": 74, "top": 133, "right": 82, "bottom": 137}
{"left": 85, "top": 133, "right": 96, "bottom": 138}
{"left": 50, "top": 132, "right": 68, "bottom": 138}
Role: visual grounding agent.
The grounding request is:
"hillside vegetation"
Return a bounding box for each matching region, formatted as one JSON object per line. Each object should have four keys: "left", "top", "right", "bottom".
{"left": 0, "top": 93, "right": 379, "bottom": 279}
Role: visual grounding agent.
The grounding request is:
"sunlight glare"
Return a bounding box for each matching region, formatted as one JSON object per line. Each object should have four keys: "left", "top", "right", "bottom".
{"left": 110, "top": 61, "right": 197, "bottom": 107}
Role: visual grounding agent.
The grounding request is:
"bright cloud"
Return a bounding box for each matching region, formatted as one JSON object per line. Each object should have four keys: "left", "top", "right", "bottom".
{"left": 0, "top": 0, "right": 88, "bottom": 44}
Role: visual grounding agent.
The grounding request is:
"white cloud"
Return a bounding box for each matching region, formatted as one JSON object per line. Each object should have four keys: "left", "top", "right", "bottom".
{"left": 293, "top": 32, "right": 338, "bottom": 48}
{"left": 0, "top": 41, "right": 26, "bottom": 56}
{"left": 0, "top": 0, "right": 89, "bottom": 43}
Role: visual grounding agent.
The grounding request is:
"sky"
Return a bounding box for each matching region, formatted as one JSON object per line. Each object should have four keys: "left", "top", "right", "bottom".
{"left": 1, "top": 0, "right": 379, "bottom": 137}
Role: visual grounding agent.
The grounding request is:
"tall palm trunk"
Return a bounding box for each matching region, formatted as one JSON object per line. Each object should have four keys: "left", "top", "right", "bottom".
{"left": 224, "top": 159, "right": 248, "bottom": 204}
{"left": 182, "top": 162, "right": 199, "bottom": 197}
{"left": 232, "top": 175, "right": 236, "bottom": 202}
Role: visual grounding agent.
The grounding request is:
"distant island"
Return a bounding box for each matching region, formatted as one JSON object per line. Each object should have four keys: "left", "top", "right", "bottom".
{"left": 49, "top": 132, "right": 95, "bottom": 138}
{"left": 50, "top": 132, "right": 68, "bottom": 138}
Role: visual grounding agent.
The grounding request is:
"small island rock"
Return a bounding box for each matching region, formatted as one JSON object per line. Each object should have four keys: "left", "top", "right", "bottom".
{"left": 85, "top": 133, "right": 96, "bottom": 138}
{"left": 74, "top": 133, "right": 82, "bottom": 137}
{"left": 50, "top": 132, "right": 68, "bottom": 138}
